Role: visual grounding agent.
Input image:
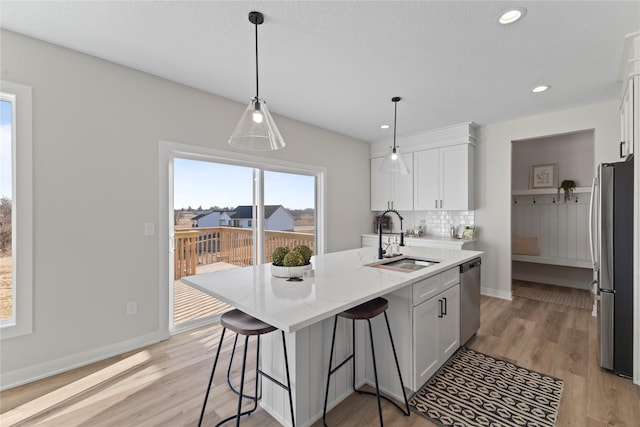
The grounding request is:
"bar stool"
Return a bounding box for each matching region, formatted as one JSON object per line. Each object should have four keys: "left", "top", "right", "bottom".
{"left": 322, "top": 297, "right": 409, "bottom": 426}
{"left": 198, "top": 309, "right": 295, "bottom": 427}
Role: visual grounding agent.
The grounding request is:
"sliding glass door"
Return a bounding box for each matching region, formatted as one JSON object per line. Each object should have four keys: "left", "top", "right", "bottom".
{"left": 170, "top": 157, "right": 317, "bottom": 331}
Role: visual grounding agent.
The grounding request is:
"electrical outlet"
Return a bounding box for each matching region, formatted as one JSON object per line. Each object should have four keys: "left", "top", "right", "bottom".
{"left": 126, "top": 301, "right": 138, "bottom": 316}
{"left": 144, "top": 223, "right": 155, "bottom": 236}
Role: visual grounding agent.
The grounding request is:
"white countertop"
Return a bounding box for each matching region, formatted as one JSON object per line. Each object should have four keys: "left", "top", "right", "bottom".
{"left": 182, "top": 246, "right": 482, "bottom": 333}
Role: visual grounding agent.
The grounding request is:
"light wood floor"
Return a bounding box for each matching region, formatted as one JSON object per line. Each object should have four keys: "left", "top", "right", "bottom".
{"left": 2, "top": 284, "right": 639, "bottom": 426}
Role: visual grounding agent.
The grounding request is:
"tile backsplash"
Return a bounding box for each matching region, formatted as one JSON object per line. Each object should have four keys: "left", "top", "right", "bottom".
{"left": 377, "top": 210, "right": 475, "bottom": 237}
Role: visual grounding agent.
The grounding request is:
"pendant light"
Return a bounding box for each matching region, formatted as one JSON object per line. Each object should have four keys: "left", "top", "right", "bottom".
{"left": 229, "top": 11, "right": 285, "bottom": 151}
{"left": 378, "top": 97, "right": 410, "bottom": 174}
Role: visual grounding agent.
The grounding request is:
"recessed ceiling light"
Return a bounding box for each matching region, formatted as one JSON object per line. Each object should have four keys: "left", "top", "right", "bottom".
{"left": 498, "top": 7, "right": 527, "bottom": 24}
{"left": 531, "top": 85, "right": 550, "bottom": 93}
{"left": 380, "top": 124, "right": 390, "bottom": 129}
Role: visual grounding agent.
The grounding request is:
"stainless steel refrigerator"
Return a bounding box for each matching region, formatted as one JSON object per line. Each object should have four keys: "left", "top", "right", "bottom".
{"left": 590, "top": 157, "right": 634, "bottom": 378}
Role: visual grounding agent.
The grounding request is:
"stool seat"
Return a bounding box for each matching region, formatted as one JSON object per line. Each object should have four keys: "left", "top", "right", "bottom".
{"left": 221, "top": 309, "right": 277, "bottom": 336}
{"left": 339, "top": 297, "right": 388, "bottom": 320}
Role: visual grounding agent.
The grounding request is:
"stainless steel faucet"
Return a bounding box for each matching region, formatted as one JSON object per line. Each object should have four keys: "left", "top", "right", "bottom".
{"left": 378, "top": 209, "right": 405, "bottom": 259}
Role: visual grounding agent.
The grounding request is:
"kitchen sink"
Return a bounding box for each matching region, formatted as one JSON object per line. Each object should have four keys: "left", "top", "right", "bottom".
{"left": 367, "top": 257, "right": 440, "bottom": 272}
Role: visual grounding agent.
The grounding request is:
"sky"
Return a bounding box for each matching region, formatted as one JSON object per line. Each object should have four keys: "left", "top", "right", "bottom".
{"left": 173, "top": 158, "right": 315, "bottom": 210}
{"left": 0, "top": 100, "right": 11, "bottom": 200}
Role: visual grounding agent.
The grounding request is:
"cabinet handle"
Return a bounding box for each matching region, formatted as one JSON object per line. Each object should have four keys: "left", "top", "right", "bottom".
{"left": 438, "top": 299, "right": 443, "bottom": 318}
{"left": 620, "top": 141, "right": 625, "bottom": 158}
{"left": 440, "top": 200, "right": 443, "bottom": 209}
{"left": 435, "top": 200, "right": 438, "bottom": 209}
{"left": 442, "top": 297, "right": 447, "bottom": 315}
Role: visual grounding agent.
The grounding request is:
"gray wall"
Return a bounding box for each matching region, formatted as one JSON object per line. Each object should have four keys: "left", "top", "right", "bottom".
{"left": 0, "top": 30, "right": 371, "bottom": 385}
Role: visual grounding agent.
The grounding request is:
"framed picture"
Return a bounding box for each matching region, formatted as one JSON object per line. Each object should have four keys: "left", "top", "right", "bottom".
{"left": 529, "top": 163, "right": 557, "bottom": 189}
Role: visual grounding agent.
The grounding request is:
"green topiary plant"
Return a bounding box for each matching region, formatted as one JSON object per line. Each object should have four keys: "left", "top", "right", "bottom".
{"left": 272, "top": 247, "right": 290, "bottom": 266}
{"left": 283, "top": 251, "right": 305, "bottom": 267}
{"left": 291, "top": 245, "right": 312, "bottom": 264}
{"left": 558, "top": 179, "right": 576, "bottom": 202}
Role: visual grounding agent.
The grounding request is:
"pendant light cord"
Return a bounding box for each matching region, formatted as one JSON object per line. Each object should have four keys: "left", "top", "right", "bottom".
{"left": 393, "top": 100, "right": 398, "bottom": 149}
{"left": 255, "top": 20, "right": 259, "bottom": 99}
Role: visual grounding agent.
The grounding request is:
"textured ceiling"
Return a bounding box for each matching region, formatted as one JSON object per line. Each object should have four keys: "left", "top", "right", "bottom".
{"left": 1, "top": 1, "right": 639, "bottom": 143}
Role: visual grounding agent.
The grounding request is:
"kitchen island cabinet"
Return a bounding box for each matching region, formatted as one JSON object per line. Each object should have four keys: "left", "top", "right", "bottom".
{"left": 183, "top": 246, "right": 481, "bottom": 427}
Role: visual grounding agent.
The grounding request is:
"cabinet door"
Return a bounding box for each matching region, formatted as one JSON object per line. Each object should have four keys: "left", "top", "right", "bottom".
{"left": 371, "top": 157, "right": 391, "bottom": 211}
{"left": 412, "top": 297, "right": 440, "bottom": 389}
{"left": 440, "top": 145, "right": 471, "bottom": 211}
{"left": 391, "top": 152, "right": 414, "bottom": 210}
{"left": 438, "top": 284, "right": 460, "bottom": 361}
{"left": 628, "top": 77, "right": 636, "bottom": 157}
{"left": 413, "top": 149, "right": 440, "bottom": 210}
{"left": 620, "top": 79, "right": 633, "bottom": 158}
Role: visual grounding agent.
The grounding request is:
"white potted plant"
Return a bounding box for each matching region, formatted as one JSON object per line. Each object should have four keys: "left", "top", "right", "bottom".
{"left": 271, "top": 245, "right": 313, "bottom": 278}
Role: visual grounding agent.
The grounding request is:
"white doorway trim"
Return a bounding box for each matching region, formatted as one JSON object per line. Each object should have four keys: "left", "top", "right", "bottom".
{"left": 159, "top": 140, "right": 327, "bottom": 337}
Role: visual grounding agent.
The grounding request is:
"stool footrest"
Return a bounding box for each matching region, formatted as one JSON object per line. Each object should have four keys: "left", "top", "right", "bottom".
{"left": 355, "top": 388, "right": 410, "bottom": 417}
{"left": 257, "top": 369, "right": 290, "bottom": 392}
{"left": 328, "top": 354, "right": 354, "bottom": 377}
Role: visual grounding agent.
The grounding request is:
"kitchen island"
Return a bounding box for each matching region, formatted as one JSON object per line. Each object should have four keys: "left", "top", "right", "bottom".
{"left": 183, "top": 245, "right": 482, "bottom": 427}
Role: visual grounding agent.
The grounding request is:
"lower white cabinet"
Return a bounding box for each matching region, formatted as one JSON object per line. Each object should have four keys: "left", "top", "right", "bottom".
{"left": 413, "top": 284, "right": 460, "bottom": 388}
{"left": 366, "top": 267, "right": 461, "bottom": 398}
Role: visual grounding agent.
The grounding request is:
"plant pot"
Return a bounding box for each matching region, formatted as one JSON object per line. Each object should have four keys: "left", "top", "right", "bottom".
{"left": 270, "top": 263, "right": 312, "bottom": 278}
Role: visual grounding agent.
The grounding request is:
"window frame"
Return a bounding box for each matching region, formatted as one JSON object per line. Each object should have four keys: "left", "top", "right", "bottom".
{"left": 0, "top": 81, "right": 34, "bottom": 339}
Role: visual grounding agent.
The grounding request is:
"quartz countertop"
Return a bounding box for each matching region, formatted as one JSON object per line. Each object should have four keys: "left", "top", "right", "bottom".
{"left": 182, "top": 246, "right": 483, "bottom": 333}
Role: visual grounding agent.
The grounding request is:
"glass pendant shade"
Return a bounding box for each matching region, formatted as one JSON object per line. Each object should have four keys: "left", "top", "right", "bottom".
{"left": 229, "top": 97, "right": 285, "bottom": 150}
{"left": 378, "top": 96, "right": 410, "bottom": 174}
{"left": 378, "top": 146, "right": 411, "bottom": 174}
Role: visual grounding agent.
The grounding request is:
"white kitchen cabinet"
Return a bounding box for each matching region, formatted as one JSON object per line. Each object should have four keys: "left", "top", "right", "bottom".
{"left": 619, "top": 33, "right": 639, "bottom": 161}
{"left": 370, "top": 153, "right": 413, "bottom": 211}
{"left": 620, "top": 76, "right": 637, "bottom": 160}
{"left": 414, "top": 144, "right": 474, "bottom": 211}
{"left": 366, "top": 267, "right": 461, "bottom": 393}
{"left": 412, "top": 283, "right": 460, "bottom": 388}
{"left": 620, "top": 78, "right": 634, "bottom": 159}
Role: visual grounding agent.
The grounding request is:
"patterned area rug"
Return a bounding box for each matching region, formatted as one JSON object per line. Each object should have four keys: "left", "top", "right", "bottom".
{"left": 512, "top": 284, "right": 592, "bottom": 310}
{"left": 409, "top": 348, "right": 564, "bottom": 427}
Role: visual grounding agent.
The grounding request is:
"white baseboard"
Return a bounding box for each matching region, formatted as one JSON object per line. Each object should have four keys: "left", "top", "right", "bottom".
{"left": 0, "top": 331, "right": 162, "bottom": 391}
{"left": 512, "top": 273, "right": 590, "bottom": 290}
{"left": 481, "top": 287, "right": 512, "bottom": 300}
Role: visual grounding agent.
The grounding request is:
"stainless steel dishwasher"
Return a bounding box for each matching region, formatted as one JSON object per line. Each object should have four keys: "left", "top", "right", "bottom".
{"left": 460, "top": 258, "right": 481, "bottom": 344}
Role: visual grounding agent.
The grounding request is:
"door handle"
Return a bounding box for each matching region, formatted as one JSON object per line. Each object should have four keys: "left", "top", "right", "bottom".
{"left": 589, "top": 176, "right": 598, "bottom": 270}
{"left": 438, "top": 299, "right": 443, "bottom": 318}
{"left": 442, "top": 297, "right": 447, "bottom": 315}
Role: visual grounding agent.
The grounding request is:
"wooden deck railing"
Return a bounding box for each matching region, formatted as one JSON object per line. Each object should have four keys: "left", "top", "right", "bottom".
{"left": 174, "top": 227, "right": 314, "bottom": 279}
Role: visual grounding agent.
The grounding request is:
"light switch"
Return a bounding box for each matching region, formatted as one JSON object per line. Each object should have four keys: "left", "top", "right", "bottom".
{"left": 144, "top": 223, "right": 155, "bottom": 236}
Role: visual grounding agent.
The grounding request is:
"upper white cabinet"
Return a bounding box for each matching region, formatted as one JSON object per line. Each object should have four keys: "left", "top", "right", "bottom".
{"left": 371, "top": 153, "right": 413, "bottom": 211}
{"left": 619, "top": 33, "right": 639, "bottom": 160}
{"left": 370, "top": 123, "right": 476, "bottom": 212}
{"left": 414, "top": 144, "right": 474, "bottom": 211}
{"left": 620, "top": 78, "right": 636, "bottom": 159}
